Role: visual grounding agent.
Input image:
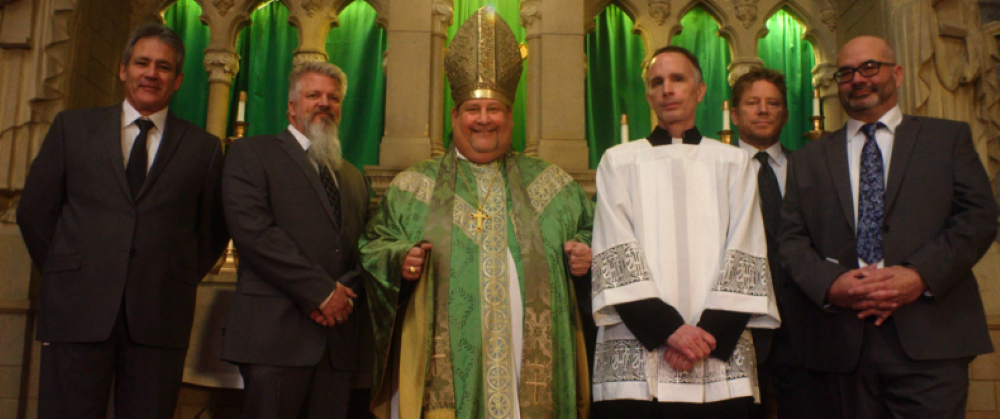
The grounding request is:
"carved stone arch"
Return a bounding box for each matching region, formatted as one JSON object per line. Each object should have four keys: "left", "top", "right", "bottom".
{"left": 673, "top": 0, "right": 738, "bottom": 56}
{"left": 359, "top": 0, "right": 387, "bottom": 29}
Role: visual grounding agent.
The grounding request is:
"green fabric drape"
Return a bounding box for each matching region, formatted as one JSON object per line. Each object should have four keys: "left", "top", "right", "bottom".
{"left": 165, "top": 0, "right": 386, "bottom": 168}
{"left": 584, "top": 5, "right": 649, "bottom": 169}
{"left": 442, "top": 0, "right": 527, "bottom": 152}
{"left": 670, "top": 6, "right": 732, "bottom": 143}
{"left": 163, "top": 0, "right": 211, "bottom": 129}
{"left": 758, "top": 9, "right": 816, "bottom": 151}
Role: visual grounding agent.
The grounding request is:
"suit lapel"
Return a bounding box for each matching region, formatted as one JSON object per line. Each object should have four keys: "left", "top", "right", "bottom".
{"left": 884, "top": 116, "right": 919, "bottom": 214}
{"left": 276, "top": 130, "right": 338, "bottom": 226}
{"left": 825, "top": 126, "right": 857, "bottom": 233}
{"left": 102, "top": 105, "right": 133, "bottom": 201}
{"left": 136, "top": 111, "right": 185, "bottom": 200}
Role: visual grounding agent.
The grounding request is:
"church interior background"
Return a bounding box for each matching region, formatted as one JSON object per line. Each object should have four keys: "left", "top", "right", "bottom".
{"left": 0, "top": 0, "right": 999, "bottom": 417}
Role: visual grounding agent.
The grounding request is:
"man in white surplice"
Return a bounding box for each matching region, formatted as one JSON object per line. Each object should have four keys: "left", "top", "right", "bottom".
{"left": 590, "top": 45, "right": 780, "bottom": 418}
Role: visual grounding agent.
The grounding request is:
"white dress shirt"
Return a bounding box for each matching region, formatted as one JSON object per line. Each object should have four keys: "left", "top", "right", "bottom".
{"left": 738, "top": 139, "right": 788, "bottom": 196}
{"left": 845, "top": 105, "right": 902, "bottom": 268}
{"left": 120, "top": 100, "right": 168, "bottom": 169}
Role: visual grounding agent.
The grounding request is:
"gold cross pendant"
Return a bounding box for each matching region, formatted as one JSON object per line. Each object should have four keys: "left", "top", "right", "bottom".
{"left": 470, "top": 208, "right": 490, "bottom": 231}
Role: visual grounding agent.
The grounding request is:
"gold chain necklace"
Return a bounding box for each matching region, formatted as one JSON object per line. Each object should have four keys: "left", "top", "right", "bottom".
{"left": 455, "top": 155, "right": 503, "bottom": 232}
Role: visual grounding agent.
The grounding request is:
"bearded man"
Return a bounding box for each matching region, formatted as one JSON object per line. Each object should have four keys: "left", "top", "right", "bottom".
{"left": 360, "top": 7, "right": 595, "bottom": 419}
{"left": 220, "top": 61, "right": 370, "bottom": 419}
{"left": 780, "top": 36, "right": 997, "bottom": 418}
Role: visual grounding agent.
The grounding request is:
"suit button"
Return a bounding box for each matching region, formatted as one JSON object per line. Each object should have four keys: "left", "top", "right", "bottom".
{"left": 335, "top": 249, "right": 340, "bottom": 253}
{"left": 881, "top": 223, "right": 890, "bottom": 233}
{"left": 126, "top": 211, "right": 135, "bottom": 218}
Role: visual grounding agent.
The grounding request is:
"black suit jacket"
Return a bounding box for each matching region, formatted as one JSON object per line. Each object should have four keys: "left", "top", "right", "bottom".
{"left": 220, "top": 130, "right": 368, "bottom": 369}
{"left": 733, "top": 139, "right": 793, "bottom": 363}
{"left": 779, "top": 115, "right": 997, "bottom": 372}
{"left": 17, "top": 105, "right": 228, "bottom": 349}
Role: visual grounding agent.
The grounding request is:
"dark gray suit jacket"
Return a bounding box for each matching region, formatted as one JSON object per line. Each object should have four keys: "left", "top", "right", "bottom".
{"left": 18, "top": 105, "right": 228, "bottom": 349}
{"left": 220, "top": 130, "right": 368, "bottom": 369}
{"left": 779, "top": 115, "right": 997, "bottom": 372}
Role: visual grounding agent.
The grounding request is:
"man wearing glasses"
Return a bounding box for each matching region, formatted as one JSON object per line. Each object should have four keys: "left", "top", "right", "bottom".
{"left": 779, "top": 35, "right": 997, "bottom": 418}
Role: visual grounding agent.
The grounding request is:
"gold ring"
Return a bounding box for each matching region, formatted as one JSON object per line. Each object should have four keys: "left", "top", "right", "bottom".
{"left": 409, "top": 266, "right": 417, "bottom": 275}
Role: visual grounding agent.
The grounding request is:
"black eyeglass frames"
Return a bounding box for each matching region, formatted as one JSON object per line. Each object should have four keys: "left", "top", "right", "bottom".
{"left": 833, "top": 61, "right": 896, "bottom": 84}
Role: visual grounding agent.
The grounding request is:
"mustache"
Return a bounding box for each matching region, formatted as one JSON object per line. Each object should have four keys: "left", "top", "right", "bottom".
{"left": 849, "top": 82, "right": 877, "bottom": 96}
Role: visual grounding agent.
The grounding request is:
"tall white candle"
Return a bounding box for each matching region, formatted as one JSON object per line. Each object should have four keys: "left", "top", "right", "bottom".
{"left": 620, "top": 114, "right": 629, "bottom": 144}
{"left": 812, "top": 89, "right": 821, "bottom": 117}
{"left": 722, "top": 100, "right": 730, "bottom": 131}
{"left": 237, "top": 91, "right": 247, "bottom": 122}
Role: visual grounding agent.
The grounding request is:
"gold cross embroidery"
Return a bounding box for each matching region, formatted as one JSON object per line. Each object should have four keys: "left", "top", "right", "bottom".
{"left": 525, "top": 361, "right": 548, "bottom": 404}
{"left": 429, "top": 335, "right": 448, "bottom": 376}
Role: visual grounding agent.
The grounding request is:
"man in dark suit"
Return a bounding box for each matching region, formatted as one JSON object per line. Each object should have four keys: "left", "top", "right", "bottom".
{"left": 779, "top": 35, "right": 998, "bottom": 418}
{"left": 221, "top": 61, "right": 369, "bottom": 419}
{"left": 730, "top": 68, "right": 827, "bottom": 419}
{"left": 17, "top": 24, "right": 228, "bottom": 418}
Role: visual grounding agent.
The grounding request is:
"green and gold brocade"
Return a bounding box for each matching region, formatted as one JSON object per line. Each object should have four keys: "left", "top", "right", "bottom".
{"left": 360, "top": 149, "right": 594, "bottom": 419}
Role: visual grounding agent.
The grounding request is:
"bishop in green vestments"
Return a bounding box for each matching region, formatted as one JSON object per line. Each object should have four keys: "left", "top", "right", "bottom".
{"left": 360, "top": 7, "right": 595, "bottom": 419}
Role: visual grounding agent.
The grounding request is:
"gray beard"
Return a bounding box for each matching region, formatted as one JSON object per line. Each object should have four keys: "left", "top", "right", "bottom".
{"left": 304, "top": 119, "right": 342, "bottom": 172}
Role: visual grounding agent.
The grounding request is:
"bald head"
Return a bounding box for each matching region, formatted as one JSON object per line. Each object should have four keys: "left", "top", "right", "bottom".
{"left": 835, "top": 35, "right": 903, "bottom": 123}
{"left": 838, "top": 36, "right": 896, "bottom": 65}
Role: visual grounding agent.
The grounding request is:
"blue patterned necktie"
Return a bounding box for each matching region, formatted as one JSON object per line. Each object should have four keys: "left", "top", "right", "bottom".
{"left": 857, "top": 122, "right": 885, "bottom": 265}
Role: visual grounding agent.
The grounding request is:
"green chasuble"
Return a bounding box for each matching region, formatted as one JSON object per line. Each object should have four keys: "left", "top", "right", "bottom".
{"left": 361, "top": 149, "right": 594, "bottom": 419}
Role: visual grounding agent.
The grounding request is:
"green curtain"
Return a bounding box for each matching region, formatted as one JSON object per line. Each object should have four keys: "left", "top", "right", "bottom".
{"left": 165, "top": 0, "right": 387, "bottom": 168}
{"left": 163, "top": 0, "right": 211, "bottom": 129}
{"left": 670, "top": 6, "right": 732, "bottom": 142}
{"left": 758, "top": 9, "right": 816, "bottom": 151}
{"left": 584, "top": 4, "right": 649, "bottom": 169}
{"left": 442, "top": 0, "right": 527, "bottom": 152}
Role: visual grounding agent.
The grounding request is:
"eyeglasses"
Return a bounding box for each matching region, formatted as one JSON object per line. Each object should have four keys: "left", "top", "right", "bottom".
{"left": 833, "top": 61, "right": 895, "bottom": 83}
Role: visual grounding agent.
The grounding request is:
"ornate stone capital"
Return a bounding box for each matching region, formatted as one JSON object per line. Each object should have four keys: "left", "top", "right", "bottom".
{"left": 821, "top": 8, "right": 837, "bottom": 32}
{"left": 213, "top": 0, "right": 234, "bottom": 17}
{"left": 432, "top": 0, "right": 453, "bottom": 36}
{"left": 302, "top": 0, "right": 322, "bottom": 17}
{"left": 520, "top": 0, "right": 540, "bottom": 30}
{"left": 734, "top": 0, "right": 759, "bottom": 29}
{"left": 648, "top": 0, "right": 670, "bottom": 25}
{"left": 812, "top": 62, "right": 837, "bottom": 88}
{"left": 203, "top": 50, "right": 240, "bottom": 84}
{"left": 292, "top": 51, "right": 329, "bottom": 69}
{"left": 727, "top": 59, "right": 761, "bottom": 86}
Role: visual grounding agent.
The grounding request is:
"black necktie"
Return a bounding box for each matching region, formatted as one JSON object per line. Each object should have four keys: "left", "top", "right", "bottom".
{"left": 126, "top": 119, "right": 154, "bottom": 198}
{"left": 755, "top": 151, "right": 782, "bottom": 239}
{"left": 319, "top": 165, "right": 342, "bottom": 229}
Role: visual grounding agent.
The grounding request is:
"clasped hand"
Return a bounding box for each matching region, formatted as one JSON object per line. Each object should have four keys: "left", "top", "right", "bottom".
{"left": 827, "top": 265, "right": 927, "bottom": 325}
{"left": 663, "top": 325, "right": 716, "bottom": 371}
{"left": 309, "top": 282, "right": 357, "bottom": 328}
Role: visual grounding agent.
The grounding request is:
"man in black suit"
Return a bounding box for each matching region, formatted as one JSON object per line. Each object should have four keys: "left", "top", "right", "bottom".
{"left": 730, "top": 68, "right": 827, "bottom": 419}
{"left": 779, "top": 35, "right": 998, "bottom": 418}
{"left": 221, "top": 61, "right": 369, "bottom": 419}
{"left": 17, "top": 24, "right": 228, "bottom": 418}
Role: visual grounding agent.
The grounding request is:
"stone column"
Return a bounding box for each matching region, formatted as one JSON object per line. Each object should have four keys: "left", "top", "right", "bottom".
{"left": 378, "top": 0, "right": 440, "bottom": 168}
{"left": 810, "top": 6, "right": 843, "bottom": 130}
{"left": 521, "top": 0, "right": 588, "bottom": 171}
{"left": 429, "top": 0, "right": 452, "bottom": 157}
{"left": 284, "top": 0, "right": 342, "bottom": 68}
{"left": 192, "top": 0, "right": 255, "bottom": 139}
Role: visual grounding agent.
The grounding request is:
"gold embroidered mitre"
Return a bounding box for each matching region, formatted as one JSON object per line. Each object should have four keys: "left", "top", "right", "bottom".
{"left": 444, "top": 6, "right": 523, "bottom": 107}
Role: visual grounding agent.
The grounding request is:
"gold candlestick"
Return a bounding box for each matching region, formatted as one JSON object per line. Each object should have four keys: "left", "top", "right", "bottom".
{"left": 802, "top": 115, "right": 828, "bottom": 141}
{"left": 212, "top": 119, "right": 250, "bottom": 275}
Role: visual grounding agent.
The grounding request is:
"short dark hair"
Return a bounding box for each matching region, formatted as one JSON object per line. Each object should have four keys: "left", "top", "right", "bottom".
{"left": 122, "top": 24, "right": 185, "bottom": 72}
{"left": 731, "top": 67, "right": 787, "bottom": 109}
{"left": 644, "top": 45, "right": 703, "bottom": 85}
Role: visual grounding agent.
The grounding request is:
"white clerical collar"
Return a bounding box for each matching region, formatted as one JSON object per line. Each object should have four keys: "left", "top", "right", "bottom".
{"left": 846, "top": 105, "right": 903, "bottom": 139}
{"left": 288, "top": 124, "right": 311, "bottom": 152}
{"left": 738, "top": 139, "right": 786, "bottom": 168}
{"left": 122, "top": 100, "right": 168, "bottom": 132}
